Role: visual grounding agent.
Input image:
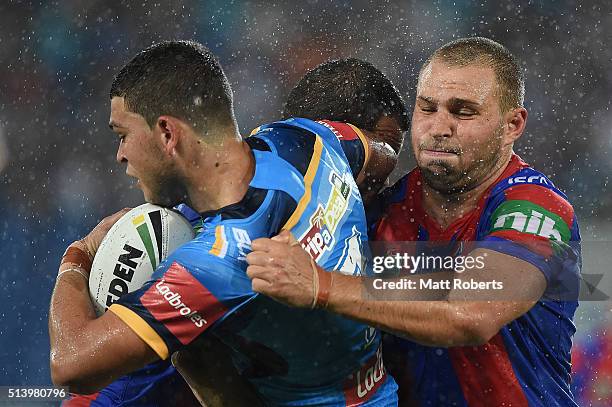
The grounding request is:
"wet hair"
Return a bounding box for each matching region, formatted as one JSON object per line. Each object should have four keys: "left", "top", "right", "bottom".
{"left": 110, "top": 40, "right": 235, "bottom": 135}
{"left": 283, "top": 58, "right": 409, "bottom": 131}
{"left": 421, "top": 37, "right": 525, "bottom": 113}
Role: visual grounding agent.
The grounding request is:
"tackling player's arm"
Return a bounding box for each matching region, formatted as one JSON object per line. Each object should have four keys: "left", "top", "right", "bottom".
{"left": 49, "top": 211, "right": 159, "bottom": 394}
{"left": 247, "top": 233, "right": 545, "bottom": 347}
{"left": 248, "top": 181, "right": 577, "bottom": 347}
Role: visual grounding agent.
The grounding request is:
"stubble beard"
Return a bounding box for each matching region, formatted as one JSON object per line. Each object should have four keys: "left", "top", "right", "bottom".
{"left": 146, "top": 172, "right": 189, "bottom": 208}
{"left": 419, "top": 127, "right": 505, "bottom": 196}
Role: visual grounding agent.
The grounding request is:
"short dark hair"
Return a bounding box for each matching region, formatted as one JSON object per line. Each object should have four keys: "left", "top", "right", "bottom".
{"left": 283, "top": 58, "right": 409, "bottom": 132}
{"left": 422, "top": 37, "right": 525, "bottom": 112}
{"left": 110, "top": 40, "right": 235, "bottom": 135}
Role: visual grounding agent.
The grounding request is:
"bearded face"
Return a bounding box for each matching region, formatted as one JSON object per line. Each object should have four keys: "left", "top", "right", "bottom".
{"left": 411, "top": 61, "right": 510, "bottom": 195}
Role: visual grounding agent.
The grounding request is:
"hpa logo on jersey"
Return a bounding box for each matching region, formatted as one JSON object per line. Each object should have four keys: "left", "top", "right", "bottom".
{"left": 299, "top": 171, "right": 351, "bottom": 261}
{"left": 132, "top": 212, "right": 163, "bottom": 269}
{"left": 490, "top": 200, "right": 571, "bottom": 243}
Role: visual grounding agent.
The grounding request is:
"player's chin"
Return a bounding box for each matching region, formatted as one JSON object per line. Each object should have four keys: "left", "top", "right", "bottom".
{"left": 419, "top": 159, "right": 455, "bottom": 176}
{"left": 144, "top": 192, "right": 182, "bottom": 209}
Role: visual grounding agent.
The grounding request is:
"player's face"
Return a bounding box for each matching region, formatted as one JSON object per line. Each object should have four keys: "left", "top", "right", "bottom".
{"left": 411, "top": 61, "right": 506, "bottom": 194}
{"left": 109, "top": 97, "right": 184, "bottom": 206}
{"left": 373, "top": 115, "right": 404, "bottom": 155}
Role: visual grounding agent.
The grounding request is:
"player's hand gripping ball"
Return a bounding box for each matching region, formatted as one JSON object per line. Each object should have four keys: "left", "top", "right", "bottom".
{"left": 88, "top": 203, "right": 195, "bottom": 316}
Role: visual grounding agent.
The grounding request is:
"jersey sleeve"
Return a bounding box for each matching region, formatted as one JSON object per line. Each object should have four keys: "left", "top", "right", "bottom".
{"left": 317, "top": 120, "right": 368, "bottom": 178}
{"left": 478, "top": 183, "right": 580, "bottom": 285}
{"left": 108, "top": 243, "right": 257, "bottom": 360}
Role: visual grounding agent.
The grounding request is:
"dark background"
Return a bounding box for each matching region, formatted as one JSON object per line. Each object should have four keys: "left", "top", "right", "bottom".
{"left": 1, "top": 0, "right": 610, "bottom": 404}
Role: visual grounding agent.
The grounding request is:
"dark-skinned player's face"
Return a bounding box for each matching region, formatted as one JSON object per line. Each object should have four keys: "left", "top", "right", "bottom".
{"left": 109, "top": 97, "right": 184, "bottom": 207}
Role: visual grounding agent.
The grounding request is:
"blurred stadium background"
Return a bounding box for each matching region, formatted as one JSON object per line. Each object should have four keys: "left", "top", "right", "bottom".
{"left": 0, "top": 0, "right": 610, "bottom": 404}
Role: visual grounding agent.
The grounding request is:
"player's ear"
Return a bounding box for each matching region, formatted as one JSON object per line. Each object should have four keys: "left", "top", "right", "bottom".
{"left": 156, "top": 116, "right": 181, "bottom": 155}
{"left": 502, "top": 107, "right": 527, "bottom": 145}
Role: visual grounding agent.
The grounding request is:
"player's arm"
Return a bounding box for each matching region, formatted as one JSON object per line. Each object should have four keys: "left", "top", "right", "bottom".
{"left": 172, "top": 336, "right": 264, "bottom": 407}
{"left": 248, "top": 186, "right": 577, "bottom": 347}
{"left": 49, "top": 211, "right": 158, "bottom": 394}
{"left": 321, "top": 120, "right": 401, "bottom": 204}
{"left": 324, "top": 248, "right": 545, "bottom": 346}
{"left": 247, "top": 233, "right": 545, "bottom": 347}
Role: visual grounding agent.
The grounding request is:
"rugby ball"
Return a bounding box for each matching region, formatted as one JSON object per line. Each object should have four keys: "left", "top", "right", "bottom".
{"left": 88, "top": 203, "right": 195, "bottom": 316}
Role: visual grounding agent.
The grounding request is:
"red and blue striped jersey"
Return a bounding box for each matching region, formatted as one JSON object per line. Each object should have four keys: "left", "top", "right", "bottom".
{"left": 376, "top": 154, "right": 581, "bottom": 406}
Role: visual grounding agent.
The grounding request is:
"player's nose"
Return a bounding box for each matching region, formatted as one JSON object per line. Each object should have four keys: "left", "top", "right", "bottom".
{"left": 430, "top": 111, "right": 455, "bottom": 139}
{"left": 116, "top": 144, "right": 127, "bottom": 164}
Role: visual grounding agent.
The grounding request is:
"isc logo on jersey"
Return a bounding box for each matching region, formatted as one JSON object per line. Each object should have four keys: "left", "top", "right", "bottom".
{"left": 299, "top": 172, "right": 351, "bottom": 261}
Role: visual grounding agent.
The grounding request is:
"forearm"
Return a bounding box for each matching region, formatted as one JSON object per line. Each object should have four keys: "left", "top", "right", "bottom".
{"left": 326, "top": 273, "right": 493, "bottom": 347}
{"left": 49, "top": 270, "right": 104, "bottom": 391}
{"left": 49, "top": 242, "right": 154, "bottom": 393}
{"left": 49, "top": 269, "right": 157, "bottom": 393}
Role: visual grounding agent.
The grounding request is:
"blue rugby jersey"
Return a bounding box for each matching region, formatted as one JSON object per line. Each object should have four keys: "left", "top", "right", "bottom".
{"left": 377, "top": 155, "right": 581, "bottom": 406}
{"left": 106, "top": 118, "right": 397, "bottom": 406}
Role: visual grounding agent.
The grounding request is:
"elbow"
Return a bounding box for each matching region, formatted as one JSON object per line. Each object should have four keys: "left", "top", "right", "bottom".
{"left": 448, "top": 314, "right": 500, "bottom": 347}
{"left": 50, "top": 357, "right": 101, "bottom": 395}
{"left": 50, "top": 355, "right": 70, "bottom": 387}
{"left": 50, "top": 358, "right": 78, "bottom": 391}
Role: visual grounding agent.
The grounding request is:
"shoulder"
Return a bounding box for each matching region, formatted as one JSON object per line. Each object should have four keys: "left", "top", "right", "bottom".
{"left": 486, "top": 166, "right": 577, "bottom": 234}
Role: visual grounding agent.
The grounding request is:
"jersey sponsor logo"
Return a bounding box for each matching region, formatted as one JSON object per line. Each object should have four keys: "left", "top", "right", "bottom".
{"left": 105, "top": 244, "right": 144, "bottom": 309}
{"left": 344, "top": 345, "right": 387, "bottom": 405}
{"left": 490, "top": 200, "right": 571, "bottom": 243}
{"left": 141, "top": 262, "right": 227, "bottom": 345}
{"left": 507, "top": 175, "right": 549, "bottom": 186}
{"left": 233, "top": 228, "right": 251, "bottom": 261}
{"left": 301, "top": 206, "right": 334, "bottom": 260}
{"left": 154, "top": 279, "right": 207, "bottom": 328}
{"left": 334, "top": 225, "right": 365, "bottom": 276}
{"left": 364, "top": 326, "right": 377, "bottom": 349}
{"left": 318, "top": 120, "right": 360, "bottom": 141}
{"left": 209, "top": 225, "right": 228, "bottom": 258}
{"left": 298, "top": 171, "right": 351, "bottom": 261}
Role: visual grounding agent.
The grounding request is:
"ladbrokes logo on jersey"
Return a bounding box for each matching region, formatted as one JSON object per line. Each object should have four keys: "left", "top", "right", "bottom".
{"left": 299, "top": 171, "right": 351, "bottom": 261}
{"left": 141, "top": 262, "right": 228, "bottom": 345}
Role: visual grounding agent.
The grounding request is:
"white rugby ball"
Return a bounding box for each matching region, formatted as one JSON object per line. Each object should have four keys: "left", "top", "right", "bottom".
{"left": 88, "top": 203, "right": 195, "bottom": 316}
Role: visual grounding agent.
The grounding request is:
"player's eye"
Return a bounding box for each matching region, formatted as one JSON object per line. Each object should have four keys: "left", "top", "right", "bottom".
{"left": 455, "top": 108, "right": 477, "bottom": 117}
{"left": 419, "top": 105, "right": 436, "bottom": 113}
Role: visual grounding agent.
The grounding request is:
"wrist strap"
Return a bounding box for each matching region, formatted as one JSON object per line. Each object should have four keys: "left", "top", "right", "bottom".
{"left": 57, "top": 267, "right": 89, "bottom": 282}
{"left": 61, "top": 245, "right": 93, "bottom": 272}
{"left": 310, "top": 257, "right": 334, "bottom": 309}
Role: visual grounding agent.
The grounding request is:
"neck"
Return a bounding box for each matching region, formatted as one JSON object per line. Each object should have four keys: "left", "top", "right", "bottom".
{"left": 184, "top": 133, "right": 255, "bottom": 213}
{"left": 421, "top": 153, "right": 512, "bottom": 229}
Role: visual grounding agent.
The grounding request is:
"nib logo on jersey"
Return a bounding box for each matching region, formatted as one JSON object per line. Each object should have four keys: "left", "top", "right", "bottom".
{"left": 490, "top": 200, "right": 571, "bottom": 243}
{"left": 299, "top": 171, "right": 351, "bottom": 261}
